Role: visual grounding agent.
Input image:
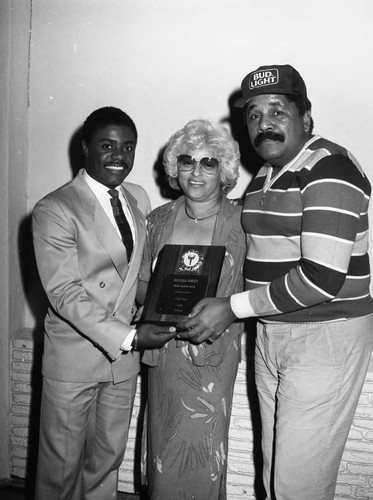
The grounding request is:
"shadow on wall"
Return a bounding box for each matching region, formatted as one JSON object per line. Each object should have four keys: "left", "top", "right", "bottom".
{"left": 222, "top": 88, "right": 265, "bottom": 196}
{"left": 19, "top": 124, "right": 85, "bottom": 333}
{"left": 152, "top": 145, "right": 182, "bottom": 202}
{"left": 69, "top": 125, "right": 86, "bottom": 178}
{"left": 18, "top": 215, "right": 45, "bottom": 499}
{"left": 16, "top": 125, "right": 85, "bottom": 499}
{"left": 245, "top": 318, "right": 266, "bottom": 500}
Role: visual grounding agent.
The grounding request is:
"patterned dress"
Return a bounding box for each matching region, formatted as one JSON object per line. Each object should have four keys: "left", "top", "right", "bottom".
{"left": 139, "top": 195, "right": 246, "bottom": 500}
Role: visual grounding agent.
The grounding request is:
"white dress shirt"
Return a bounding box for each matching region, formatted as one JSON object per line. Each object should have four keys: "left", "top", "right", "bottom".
{"left": 82, "top": 170, "right": 136, "bottom": 244}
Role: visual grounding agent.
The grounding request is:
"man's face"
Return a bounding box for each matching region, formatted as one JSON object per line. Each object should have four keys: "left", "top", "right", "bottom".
{"left": 82, "top": 123, "right": 137, "bottom": 188}
{"left": 246, "top": 94, "right": 311, "bottom": 167}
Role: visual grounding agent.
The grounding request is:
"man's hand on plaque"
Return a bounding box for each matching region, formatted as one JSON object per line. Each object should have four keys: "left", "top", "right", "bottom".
{"left": 135, "top": 324, "right": 177, "bottom": 349}
{"left": 176, "top": 297, "right": 237, "bottom": 344}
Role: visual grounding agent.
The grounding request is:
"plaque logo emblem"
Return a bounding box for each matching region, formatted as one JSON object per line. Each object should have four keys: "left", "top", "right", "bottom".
{"left": 179, "top": 249, "right": 204, "bottom": 271}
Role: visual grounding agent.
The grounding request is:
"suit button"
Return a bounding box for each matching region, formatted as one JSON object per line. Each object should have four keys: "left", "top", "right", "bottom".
{"left": 131, "top": 308, "right": 135, "bottom": 314}
{"left": 99, "top": 282, "right": 105, "bottom": 288}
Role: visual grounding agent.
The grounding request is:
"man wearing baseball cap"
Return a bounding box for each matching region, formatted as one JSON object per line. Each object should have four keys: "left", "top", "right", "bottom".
{"left": 179, "top": 64, "right": 373, "bottom": 499}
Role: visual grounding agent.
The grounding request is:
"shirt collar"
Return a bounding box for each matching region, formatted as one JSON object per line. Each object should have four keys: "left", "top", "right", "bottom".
{"left": 82, "top": 169, "right": 120, "bottom": 197}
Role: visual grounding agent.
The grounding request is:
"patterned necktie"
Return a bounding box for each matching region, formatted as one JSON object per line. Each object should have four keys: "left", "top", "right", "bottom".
{"left": 108, "top": 189, "right": 133, "bottom": 261}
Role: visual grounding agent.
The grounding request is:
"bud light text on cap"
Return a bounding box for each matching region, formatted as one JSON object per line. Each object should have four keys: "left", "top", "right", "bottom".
{"left": 234, "top": 64, "right": 308, "bottom": 108}
{"left": 249, "top": 69, "right": 279, "bottom": 90}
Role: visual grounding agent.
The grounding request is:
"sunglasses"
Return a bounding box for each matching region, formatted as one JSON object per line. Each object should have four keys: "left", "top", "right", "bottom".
{"left": 177, "top": 155, "right": 219, "bottom": 175}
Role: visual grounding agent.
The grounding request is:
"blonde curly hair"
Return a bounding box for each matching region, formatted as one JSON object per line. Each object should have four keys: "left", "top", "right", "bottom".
{"left": 163, "top": 119, "right": 241, "bottom": 194}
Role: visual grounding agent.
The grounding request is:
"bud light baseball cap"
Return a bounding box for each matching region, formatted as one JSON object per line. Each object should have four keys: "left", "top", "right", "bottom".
{"left": 234, "top": 64, "right": 308, "bottom": 107}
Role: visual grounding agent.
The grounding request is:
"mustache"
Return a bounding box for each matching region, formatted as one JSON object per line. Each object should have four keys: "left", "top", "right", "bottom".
{"left": 254, "top": 131, "right": 285, "bottom": 147}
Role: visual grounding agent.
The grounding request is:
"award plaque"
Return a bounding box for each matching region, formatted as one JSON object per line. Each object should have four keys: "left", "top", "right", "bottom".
{"left": 141, "top": 244, "right": 226, "bottom": 325}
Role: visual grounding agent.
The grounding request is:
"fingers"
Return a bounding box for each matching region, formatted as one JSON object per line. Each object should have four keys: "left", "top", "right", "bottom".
{"left": 192, "top": 333, "right": 212, "bottom": 344}
{"left": 174, "top": 324, "right": 218, "bottom": 345}
{"left": 177, "top": 311, "right": 212, "bottom": 337}
{"left": 176, "top": 332, "right": 207, "bottom": 345}
{"left": 138, "top": 322, "right": 216, "bottom": 348}
{"left": 136, "top": 324, "right": 177, "bottom": 349}
{"left": 176, "top": 320, "right": 215, "bottom": 345}
{"left": 184, "top": 331, "right": 217, "bottom": 345}
{"left": 154, "top": 325, "right": 176, "bottom": 334}
{"left": 178, "top": 315, "right": 201, "bottom": 331}
{"left": 186, "top": 300, "right": 206, "bottom": 318}
{"left": 154, "top": 325, "right": 177, "bottom": 343}
{"left": 179, "top": 298, "right": 235, "bottom": 339}
{"left": 155, "top": 327, "right": 177, "bottom": 348}
{"left": 178, "top": 300, "right": 210, "bottom": 330}
{"left": 163, "top": 326, "right": 177, "bottom": 338}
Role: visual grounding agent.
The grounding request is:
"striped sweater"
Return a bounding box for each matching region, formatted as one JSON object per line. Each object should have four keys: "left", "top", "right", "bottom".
{"left": 239, "top": 135, "right": 373, "bottom": 322}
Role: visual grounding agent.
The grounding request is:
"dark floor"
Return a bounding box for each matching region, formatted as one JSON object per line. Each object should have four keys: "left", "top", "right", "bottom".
{"left": 0, "top": 478, "right": 143, "bottom": 500}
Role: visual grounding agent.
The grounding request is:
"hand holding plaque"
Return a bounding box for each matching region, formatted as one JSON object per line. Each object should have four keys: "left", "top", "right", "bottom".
{"left": 135, "top": 323, "right": 178, "bottom": 349}
{"left": 140, "top": 244, "right": 225, "bottom": 325}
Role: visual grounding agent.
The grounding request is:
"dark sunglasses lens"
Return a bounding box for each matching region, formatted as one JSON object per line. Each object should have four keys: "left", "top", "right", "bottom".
{"left": 200, "top": 157, "right": 219, "bottom": 173}
{"left": 177, "top": 155, "right": 195, "bottom": 169}
{"left": 200, "top": 157, "right": 219, "bottom": 168}
{"left": 177, "top": 155, "right": 219, "bottom": 174}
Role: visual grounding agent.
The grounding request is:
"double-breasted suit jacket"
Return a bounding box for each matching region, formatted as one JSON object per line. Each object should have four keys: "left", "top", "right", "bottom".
{"left": 32, "top": 169, "right": 150, "bottom": 383}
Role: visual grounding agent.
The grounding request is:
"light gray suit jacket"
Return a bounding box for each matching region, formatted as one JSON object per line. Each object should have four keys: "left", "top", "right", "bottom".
{"left": 32, "top": 169, "right": 150, "bottom": 383}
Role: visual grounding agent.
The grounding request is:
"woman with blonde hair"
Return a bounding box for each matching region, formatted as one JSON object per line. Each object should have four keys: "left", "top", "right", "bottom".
{"left": 138, "top": 119, "right": 246, "bottom": 499}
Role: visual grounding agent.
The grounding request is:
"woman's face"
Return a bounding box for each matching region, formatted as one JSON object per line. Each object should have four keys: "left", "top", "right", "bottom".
{"left": 177, "top": 147, "right": 222, "bottom": 203}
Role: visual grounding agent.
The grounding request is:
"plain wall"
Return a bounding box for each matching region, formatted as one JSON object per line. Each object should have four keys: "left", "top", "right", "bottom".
{"left": 1, "top": 0, "right": 31, "bottom": 478}
{"left": 28, "top": 0, "right": 373, "bottom": 204}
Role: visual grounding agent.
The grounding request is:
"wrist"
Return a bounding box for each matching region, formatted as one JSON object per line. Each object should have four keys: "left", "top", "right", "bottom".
{"left": 230, "top": 291, "right": 255, "bottom": 319}
{"left": 121, "top": 328, "right": 137, "bottom": 351}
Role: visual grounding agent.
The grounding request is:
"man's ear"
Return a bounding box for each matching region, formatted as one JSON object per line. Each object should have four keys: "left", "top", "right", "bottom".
{"left": 303, "top": 111, "right": 312, "bottom": 133}
{"left": 82, "top": 140, "right": 88, "bottom": 157}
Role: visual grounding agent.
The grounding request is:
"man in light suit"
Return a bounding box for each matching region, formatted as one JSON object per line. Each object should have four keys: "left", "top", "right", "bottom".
{"left": 33, "top": 107, "right": 175, "bottom": 500}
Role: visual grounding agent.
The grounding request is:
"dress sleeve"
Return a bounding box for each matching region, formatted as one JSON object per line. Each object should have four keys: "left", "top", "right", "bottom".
{"left": 138, "top": 212, "right": 157, "bottom": 283}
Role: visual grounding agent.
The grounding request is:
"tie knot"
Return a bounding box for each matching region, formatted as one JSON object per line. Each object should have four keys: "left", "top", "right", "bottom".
{"left": 108, "top": 189, "right": 119, "bottom": 199}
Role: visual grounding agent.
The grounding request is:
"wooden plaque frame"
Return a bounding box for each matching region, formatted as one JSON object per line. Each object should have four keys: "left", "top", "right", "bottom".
{"left": 141, "top": 244, "right": 225, "bottom": 325}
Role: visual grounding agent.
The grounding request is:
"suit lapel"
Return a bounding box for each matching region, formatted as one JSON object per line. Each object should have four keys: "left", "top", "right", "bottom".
{"left": 114, "top": 185, "right": 147, "bottom": 308}
{"left": 93, "top": 211, "right": 129, "bottom": 280}
{"left": 73, "top": 172, "right": 128, "bottom": 280}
